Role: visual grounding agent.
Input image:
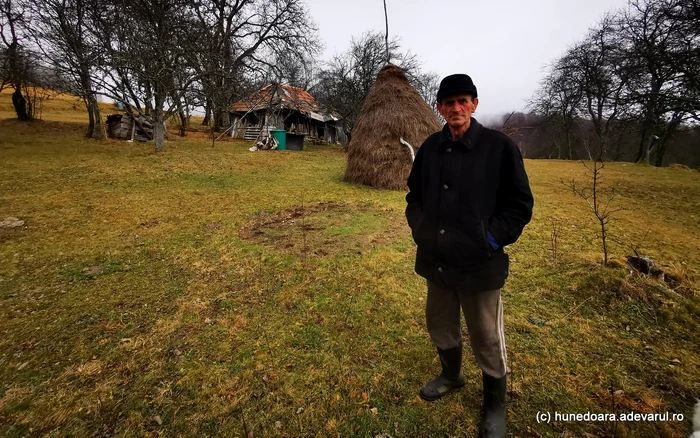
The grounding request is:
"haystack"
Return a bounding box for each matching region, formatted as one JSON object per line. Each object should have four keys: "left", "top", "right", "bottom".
{"left": 344, "top": 64, "right": 442, "bottom": 190}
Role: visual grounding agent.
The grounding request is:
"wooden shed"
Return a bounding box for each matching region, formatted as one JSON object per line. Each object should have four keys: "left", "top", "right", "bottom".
{"left": 106, "top": 113, "right": 156, "bottom": 142}
{"left": 229, "top": 84, "right": 347, "bottom": 144}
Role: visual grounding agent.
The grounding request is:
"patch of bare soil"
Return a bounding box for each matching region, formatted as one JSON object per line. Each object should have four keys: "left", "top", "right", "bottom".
{"left": 239, "top": 201, "right": 396, "bottom": 258}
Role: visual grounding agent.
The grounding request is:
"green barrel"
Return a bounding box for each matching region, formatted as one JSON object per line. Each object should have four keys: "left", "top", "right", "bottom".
{"left": 270, "top": 130, "right": 286, "bottom": 150}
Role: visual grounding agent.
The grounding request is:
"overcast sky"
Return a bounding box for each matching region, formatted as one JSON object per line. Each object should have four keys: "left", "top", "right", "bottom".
{"left": 304, "top": 0, "right": 630, "bottom": 119}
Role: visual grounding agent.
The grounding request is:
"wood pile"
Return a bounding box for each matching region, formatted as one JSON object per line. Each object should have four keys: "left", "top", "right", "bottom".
{"left": 106, "top": 113, "right": 155, "bottom": 142}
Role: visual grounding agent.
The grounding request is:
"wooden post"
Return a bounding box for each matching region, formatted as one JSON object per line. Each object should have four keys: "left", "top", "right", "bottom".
{"left": 384, "top": 0, "right": 390, "bottom": 63}
{"left": 129, "top": 116, "right": 136, "bottom": 141}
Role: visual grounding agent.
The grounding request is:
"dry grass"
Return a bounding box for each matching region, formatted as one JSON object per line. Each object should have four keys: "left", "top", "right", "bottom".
{"left": 0, "top": 90, "right": 699, "bottom": 437}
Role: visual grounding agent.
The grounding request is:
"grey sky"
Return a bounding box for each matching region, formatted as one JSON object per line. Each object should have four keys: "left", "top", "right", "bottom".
{"left": 305, "top": 0, "right": 630, "bottom": 119}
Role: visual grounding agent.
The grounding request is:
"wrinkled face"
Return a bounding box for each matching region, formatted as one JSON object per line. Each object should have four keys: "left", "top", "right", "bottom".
{"left": 437, "top": 94, "right": 479, "bottom": 130}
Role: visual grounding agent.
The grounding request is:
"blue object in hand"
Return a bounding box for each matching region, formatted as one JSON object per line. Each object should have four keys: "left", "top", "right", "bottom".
{"left": 487, "top": 232, "right": 500, "bottom": 251}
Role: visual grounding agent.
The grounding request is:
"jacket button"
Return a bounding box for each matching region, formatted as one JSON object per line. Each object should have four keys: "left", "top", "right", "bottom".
{"left": 443, "top": 184, "right": 448, "bottom": 190}
{"left": 437, "top": 267, "right": 443, "bottom": 272}
{"left": 440, "top": 229, "right": 445, "bottom": 234}
{"left": 447, "top": 148, "right": 452, "bottom": 153}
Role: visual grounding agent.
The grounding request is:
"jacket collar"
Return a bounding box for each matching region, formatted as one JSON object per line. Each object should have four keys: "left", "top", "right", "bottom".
{"left": 439, "top": 117, "right": 483, "bottom": 150}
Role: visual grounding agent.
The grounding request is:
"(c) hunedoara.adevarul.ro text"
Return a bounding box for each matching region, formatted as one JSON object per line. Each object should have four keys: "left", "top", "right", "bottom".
{"left": 536, "top": 411, "right": 685, "bottom": 423}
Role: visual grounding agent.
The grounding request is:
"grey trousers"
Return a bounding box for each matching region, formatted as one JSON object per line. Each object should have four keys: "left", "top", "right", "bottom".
{"left": 426, "top": 280, "right": 507, "bottom": 378}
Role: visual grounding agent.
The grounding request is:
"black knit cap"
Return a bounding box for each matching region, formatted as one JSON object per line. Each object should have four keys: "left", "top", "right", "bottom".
{"left": 436, "top": 74, "right": 478, "bottom": 102}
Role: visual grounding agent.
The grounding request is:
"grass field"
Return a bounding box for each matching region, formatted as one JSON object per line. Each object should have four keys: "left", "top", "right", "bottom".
{"left": 1, "top": 89, "right": 699, "bottom": 437}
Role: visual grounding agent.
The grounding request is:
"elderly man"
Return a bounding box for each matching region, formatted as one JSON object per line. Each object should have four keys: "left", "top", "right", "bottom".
{"left": 405, "top": 74, "right": 533, "bottom": 437}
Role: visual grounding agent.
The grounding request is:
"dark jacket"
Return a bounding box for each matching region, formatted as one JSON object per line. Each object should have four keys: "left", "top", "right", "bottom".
{"left": 405, "top": 118, "right": 534, "bottom": 292}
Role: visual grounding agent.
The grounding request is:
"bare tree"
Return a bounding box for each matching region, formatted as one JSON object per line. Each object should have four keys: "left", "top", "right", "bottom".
{"left": 172, "top": 71, "right": 201, "bottom": 137}
{"left": 191, "top": 0, "right": 320, "bottom": 132}
{"left": 527, "top": 0, "right": 699, "bottom": 166}
{"left": 0, "top": 0, "right": 33, "bottom": 120}
{"left": 411, "top": 70, "right": 442, "bottom": 119}
{"left": 313, "top": 31, "right": 426, "bottom": 138}
{"left": 567, "top": 142, "right": 623, "bottom": 266}
{"left": 528, "top": 56, "right": 583, "bottom": 159}
{"left": 570, "top": 15, "right": 631, "bottom": 161}
{"left": 92, "top": 0, "right": 198, "bottom": 152}
{"left": 549, "top": 217, "right": 561, "bottom": 261}
{"left": 622, "top": 0, "right": 689, "bottom": 165}
{"left": 32, "top": 0, "right": 105, "bottom": 138}
{"left": 625, "top": 0, "right": 699, "bottom": 166}
{"left": 661, "top": 0, "right": 700, "bottom": 125}
{"left": 270, "top": 50, "right": 317, "bottom": 90}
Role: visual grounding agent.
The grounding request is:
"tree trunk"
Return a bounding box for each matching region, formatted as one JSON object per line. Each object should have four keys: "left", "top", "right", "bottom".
{"left": 644, "top": 135, "right": 654, "bottom": 165}
{"left": 613, "top": 141, "right": 622, "bottom": 162}
{"left": 212, "top": 106, "right": 220, "bottom": 131}
{"left": 600, "top": 136, "right": 609, "bottom": 162}
{"left": 634, "top": 128, "right": 648, "bottom": 163}
{"left": 654, "top": 116, "right": 682, "bottom": 167}
{"left": 612, "top": 128, "right": 624, "bottom": 161}
{"left": 218, "top": 109, "right": 230, "bottom": 131}
{"left": 637, "top": 82, "right": 661, "bottom": 164}
{"left": 550, "top": 139, "right": 561, "bottom": 159}
{"left": 12, "top": 88, "right": 29, "bottom": 121}
{"left": 202, "top": 100, "right": 211, "bottom": 126}
{"left": 144, "top": 82, "right": 153, "bottom": 116}
{"left": 86, "top": 98, "right": 95, "bottom": 137}
{"left": 178, "top": 110, "right": 186, "bottom": 137}
{"left": 600, "top": 219, "right": 608, "bottom": 266}
{"left": 92, "top": 102, "right": 105, "bottom": 140}
{"left": 654, "top": 142, "right": 667, "bottom": 167}
{"left": 26, "top": 91, "right": 33, "bottom": 119}
{"left": 86, "top": 95, "right": 105, "bottom": 139}
{"left": 153, "top": 109, "right": 165, "bottom": 152}
{"left": 80, "top": 69, "right": 104, "bottom": 139}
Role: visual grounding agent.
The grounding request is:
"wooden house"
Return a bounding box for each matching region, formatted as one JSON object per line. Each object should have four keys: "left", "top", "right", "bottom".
{"left": 229, "top": 84, "right": 347, "bottom": 144}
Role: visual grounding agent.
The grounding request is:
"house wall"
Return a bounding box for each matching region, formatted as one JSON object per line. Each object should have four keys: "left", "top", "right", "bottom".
{"left": 323, "top": 122, "right": 335, "bottom": 143}
{"left": 266, "top": 112, "right": 285, "bottom": 130}
{"left": 285, "top": 112, "right": 312, "bottom": 136}
{"left": 307, "top": 121, "right": 340, "bottom": 143}
{"left": 336, "top": 127, "right": 348, "bottom": 144}
{"left": 230, "top": 115, "right": 245, "bottom": 139}
{"left": 229, "top": 109, "right": 343, "bottom": 144}
{"left": 230, "top": 113, "right": 264, "bottom": 139}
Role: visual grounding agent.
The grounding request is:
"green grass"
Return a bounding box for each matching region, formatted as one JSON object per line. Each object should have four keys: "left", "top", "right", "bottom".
{"left": 0, "top": 91, "right": 699, "bottom": 437}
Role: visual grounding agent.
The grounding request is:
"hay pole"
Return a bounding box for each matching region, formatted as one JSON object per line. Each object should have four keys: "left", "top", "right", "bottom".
{"left": 383, "top": 0, "right": 390, "bottom": 63}
{"left": 400, "top": 137, "right": 415, "bottom": 162}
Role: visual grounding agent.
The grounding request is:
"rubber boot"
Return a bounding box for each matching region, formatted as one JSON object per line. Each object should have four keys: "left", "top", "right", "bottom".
{"left": 419, "top": 343, "right": 465, "bottom": 401}
{"left": 479, "top": 372, "right": 507, "bottom": 438}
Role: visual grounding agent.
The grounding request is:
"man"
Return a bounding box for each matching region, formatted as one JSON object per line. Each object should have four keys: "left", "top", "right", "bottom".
{"left": 405, "top": 74, "right": 533, "bottom": 437}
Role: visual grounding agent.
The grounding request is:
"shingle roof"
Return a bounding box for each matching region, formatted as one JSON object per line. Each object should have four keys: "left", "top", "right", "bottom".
{"left": 230, "top": 84, "right": 321, "bottom": 115}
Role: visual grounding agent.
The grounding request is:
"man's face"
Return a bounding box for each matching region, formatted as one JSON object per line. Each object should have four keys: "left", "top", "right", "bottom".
{"left": 437, "top": 94, "right": 479, "bottom": 129}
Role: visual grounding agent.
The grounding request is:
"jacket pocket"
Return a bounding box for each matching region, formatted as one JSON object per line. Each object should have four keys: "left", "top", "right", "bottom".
{"left": 451, "top": 219, "right": 491, "bottom": 265}
{"left": 411, "top": 213, "right": 425, "bottom": 245}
